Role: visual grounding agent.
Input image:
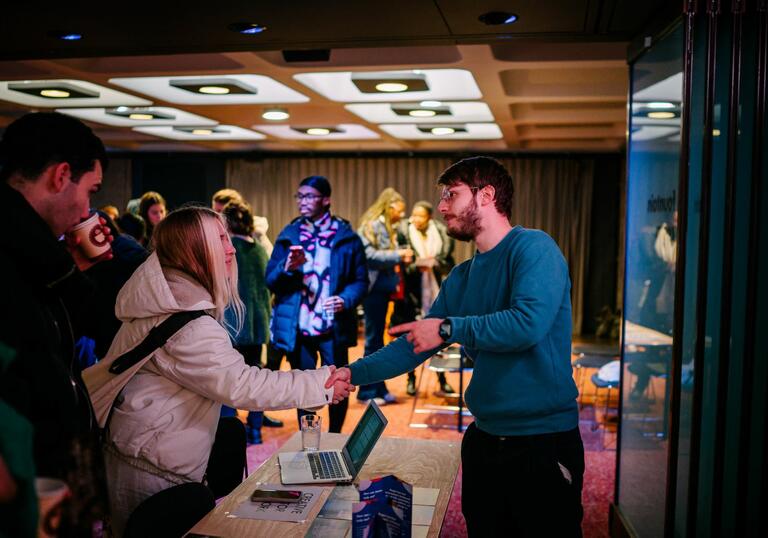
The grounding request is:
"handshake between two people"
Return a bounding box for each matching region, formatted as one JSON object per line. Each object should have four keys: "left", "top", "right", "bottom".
{"left": 324, "top": 366, "right": 356, "bottom": 405}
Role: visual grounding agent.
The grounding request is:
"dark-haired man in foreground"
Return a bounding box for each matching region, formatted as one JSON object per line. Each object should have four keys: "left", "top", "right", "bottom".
{"left": 328, "top": 156, "right": 584, "bottom": 537}
{"left": 0, "top": 112, "right": 112, "bottom": 535}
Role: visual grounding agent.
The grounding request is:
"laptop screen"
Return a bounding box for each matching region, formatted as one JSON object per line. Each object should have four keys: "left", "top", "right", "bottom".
{"left": 344, "top": 401, "right": 388, "bottom": 475}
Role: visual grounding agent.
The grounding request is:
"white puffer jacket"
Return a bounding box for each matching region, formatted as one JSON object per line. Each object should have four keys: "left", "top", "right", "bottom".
{"left": 101, "top": 253, "right": 334, "bottom": 481}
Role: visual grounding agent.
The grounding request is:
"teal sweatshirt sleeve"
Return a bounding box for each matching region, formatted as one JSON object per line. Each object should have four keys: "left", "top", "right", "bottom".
{"left": 448, "top": 234, "right": 568, "bottom": 352}
{"left": 349, "top": 286, "right": 449, "bottom": 385}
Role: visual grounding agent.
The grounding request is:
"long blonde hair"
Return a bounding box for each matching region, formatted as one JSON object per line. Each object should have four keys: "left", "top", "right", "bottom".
{"left": 358, "top": 187, "right": 404, "bottom": 249}
{"left": 152, "top": 206, "right": 244, "bottom": 333}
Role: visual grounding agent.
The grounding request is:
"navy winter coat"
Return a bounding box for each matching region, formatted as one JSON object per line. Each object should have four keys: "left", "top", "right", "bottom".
{"left": 266, "top": 216, "right": 369, "bottom": 353}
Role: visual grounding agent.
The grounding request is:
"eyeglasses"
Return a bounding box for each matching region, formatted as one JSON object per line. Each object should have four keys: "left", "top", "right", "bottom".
{"left": 438, "top": 186, "right": 480, "bottom": 202}
{"left": 294, "top": 193, "right": 323, "bottom": 202}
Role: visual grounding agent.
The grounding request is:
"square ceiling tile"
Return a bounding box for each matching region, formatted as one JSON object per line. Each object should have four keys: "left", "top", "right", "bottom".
{"left": 252, "top": 123, "right": 380, "bottom": 140}
{"left": 0, "top": 79, "right": 151, "bottom": 107}
{"left": 293, "top": 69, "right": 481, "bottom": 102}
{"left": 110, "top": 74, "right": 309, "bottom": 105}
{"left": 379, "top": 122, "right": 502, "bottom": 140}
{"left": 133, "top": 125, "right": 266, "bottom": 140}
{"left": 58, "top": 106, "right": 217, "bottom": 127}
{"left": 345, "top": 101, "right": 493, "bottom": 123}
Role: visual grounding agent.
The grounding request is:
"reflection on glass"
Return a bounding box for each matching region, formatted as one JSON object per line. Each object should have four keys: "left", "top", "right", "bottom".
{"left": 619, "top": 23, "right": 683, "bottom": 537}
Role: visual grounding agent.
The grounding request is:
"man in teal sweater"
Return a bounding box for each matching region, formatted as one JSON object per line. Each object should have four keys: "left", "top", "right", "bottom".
{"left": 327, "top": 156, "right": 584, "bottom": 537}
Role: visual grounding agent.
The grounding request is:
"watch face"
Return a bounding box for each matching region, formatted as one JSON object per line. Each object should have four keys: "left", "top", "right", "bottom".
{"left": 439, "top": 320, "right": 451, "bottom": 339}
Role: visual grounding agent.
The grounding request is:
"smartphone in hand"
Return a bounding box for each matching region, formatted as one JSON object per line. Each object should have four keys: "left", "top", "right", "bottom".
{"left": 250, "top": 488, "right": 302, "bottom": 503}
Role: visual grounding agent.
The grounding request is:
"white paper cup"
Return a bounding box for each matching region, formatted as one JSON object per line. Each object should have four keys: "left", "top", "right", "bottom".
{"left": 69, "top": 213, "right": 111, "bottom": 259}
{"left": 35, "top": 477, "right": 69, "bottom": 538}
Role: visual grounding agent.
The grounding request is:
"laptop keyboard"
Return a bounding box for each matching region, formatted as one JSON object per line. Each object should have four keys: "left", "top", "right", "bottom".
{"left": 308, "top": 451, "right": 347, "bottom": 480}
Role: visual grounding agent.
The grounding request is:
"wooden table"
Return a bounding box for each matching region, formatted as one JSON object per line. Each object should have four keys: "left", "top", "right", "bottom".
{"left": 188, "top": 433, "right": 461, "bottom": 537}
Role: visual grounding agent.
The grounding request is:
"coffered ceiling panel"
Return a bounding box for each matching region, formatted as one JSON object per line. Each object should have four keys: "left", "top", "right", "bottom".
{"left": 0, "top": 1, "right": 678, "bottom": 153}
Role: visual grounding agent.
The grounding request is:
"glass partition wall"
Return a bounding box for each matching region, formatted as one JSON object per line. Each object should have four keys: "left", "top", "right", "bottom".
{"left": 619, "top": 23, "right": 684, "bottom": 538}
{"left": 614, "top": 2, "right": 767, "bottom": 537}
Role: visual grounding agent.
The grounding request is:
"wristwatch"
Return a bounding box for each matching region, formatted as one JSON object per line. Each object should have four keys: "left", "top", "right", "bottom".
{"left": 438, "top": 319, "right": 452, "bottom": 341}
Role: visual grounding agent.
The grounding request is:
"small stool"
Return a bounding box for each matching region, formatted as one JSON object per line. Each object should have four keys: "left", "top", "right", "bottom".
{"left": 573, "top": 353, "right": 617, "bottom": 409}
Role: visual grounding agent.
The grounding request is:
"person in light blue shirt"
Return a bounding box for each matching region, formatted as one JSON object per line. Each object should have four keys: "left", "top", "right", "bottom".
{"left": 327, "top": 156, "right": 584, "bottom": 537}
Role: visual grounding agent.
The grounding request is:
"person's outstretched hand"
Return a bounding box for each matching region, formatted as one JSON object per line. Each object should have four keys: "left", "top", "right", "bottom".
{"left": 389, "top": 318, "right": 444, "bottom": 353}
{"left": 325, "top": 367, "right": 356, "bottom": 404}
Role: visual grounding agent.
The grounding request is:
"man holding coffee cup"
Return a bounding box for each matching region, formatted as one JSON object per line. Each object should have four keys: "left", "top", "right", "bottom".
{"left": 266, "top": 175, "right": 368, "bottom": 434}
{"left": 0, "top": 112, "right": 112, "bottom": 534}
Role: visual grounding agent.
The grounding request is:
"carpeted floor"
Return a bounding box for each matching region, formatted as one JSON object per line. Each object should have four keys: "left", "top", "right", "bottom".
{"left": 241, "top": 350, "right": 617, "bottom": 538}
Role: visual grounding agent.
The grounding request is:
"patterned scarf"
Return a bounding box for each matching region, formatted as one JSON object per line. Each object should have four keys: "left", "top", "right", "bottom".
{"left": 298, "top": 212, "right": 338, "bottom": 336}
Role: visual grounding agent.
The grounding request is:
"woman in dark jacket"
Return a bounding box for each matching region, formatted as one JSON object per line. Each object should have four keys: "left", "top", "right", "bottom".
{"left": 266, "top": 176, "right": 368, "bottom": 432}
{"left": 221, "top": 201, "right": 273, "bottom": 443}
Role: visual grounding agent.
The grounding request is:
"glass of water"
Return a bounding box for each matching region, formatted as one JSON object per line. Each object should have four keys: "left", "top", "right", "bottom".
{"left": 300, "top": 414, "right": 322, "bottom": 451}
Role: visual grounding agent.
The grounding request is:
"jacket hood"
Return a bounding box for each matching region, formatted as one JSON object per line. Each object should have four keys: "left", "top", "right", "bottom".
{"left": 115, "top": 252, "right": 215, "bottom": 321}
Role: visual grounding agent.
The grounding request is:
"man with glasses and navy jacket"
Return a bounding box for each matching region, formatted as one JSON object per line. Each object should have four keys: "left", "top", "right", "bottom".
{"left": 267, "top": 176, "right": 368, "bottom": 434}
{"left": 327, "top": 157, "right": 584, "bottom": 537}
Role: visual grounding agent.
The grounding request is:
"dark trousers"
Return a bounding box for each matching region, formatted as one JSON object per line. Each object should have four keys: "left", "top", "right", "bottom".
{"left": 221, "top": 344, "right": 263, "bottom": 431}
{"left": 287, "top": 333, "right": 349, "bottom": 433}
{"left": 461, "top": 422, "right": 584, "bottom": 538}
{"left": 358, "top": 291, "right": 391, "bottom": 399}
{"left": 205, "top": 417, "right": 247, "bottom": 499}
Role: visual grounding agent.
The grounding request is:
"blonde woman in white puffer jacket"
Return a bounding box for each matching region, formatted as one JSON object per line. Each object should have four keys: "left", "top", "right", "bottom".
{"left": 87, "top": 206, "right": 353, "bottom": 536}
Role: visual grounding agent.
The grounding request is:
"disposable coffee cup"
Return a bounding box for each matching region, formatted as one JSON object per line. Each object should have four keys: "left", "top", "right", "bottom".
{"left": 35, "top": 477, "right": 69, "bottom": 538}
{"left": 69, "top": 213, "right": 111, "bottom": 259}
{"left": 300, "top": 414, "right": 321, "bottom": 451}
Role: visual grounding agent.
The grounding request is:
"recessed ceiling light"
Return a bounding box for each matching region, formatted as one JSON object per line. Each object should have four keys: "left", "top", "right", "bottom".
{"left": 9, "top": 82, "right": 98, "bottom": 100}
{"left": 646, "top": 101, "right": 676, "bottom": 109}
{"left": 647, "top": 111, "right": 676, "bottom": 119}
{"left": 228, "top": 22, "right": 267, "bottom": 35}
{"left": 306, "top": 127, "right": 331, "bottom": 136}
{"left": 111, "top": 75, "right": 308, "bottom": 105}
{"left": 134, "top": 125, "right": 265, "bottom": 140}
{"left": 1, "top": 79, "right": 151, "bottom": 108}
{"left": 392, "top": 104, "right": 450, "bottom": 117}
{"left": 255, "top": 124, "right": 379, "bottom": 140}
{"left": 346, "top": 102, "right": 493, "bottom": 124}
{"left": 59, "top": 107, "right": 216, "bottom": 127}
{"left": 352, "top": 72, "right": 428, "bottom": 94}
{"left": 105, "top": 108, "right": 175, "bottom": 121}
{"left": 375, "top": 82, "right": 409, "bottom": 93}
{"left": 198, "top": 86, "right": 231, "bottom": 95}
{"left": 169, "top": 79, "right": 258, "bottom": 95}
{"left": 262, "top": 108, "right": 289, "bottom": 120}
{"left": 380, "top": 123, "right": 501, "bottom": 140}
{"left": 40, "top": 89, "right": 70, "bottom": 98}
{"left": 48, "top": 31, "right": 83, "bottom": 41}
{"left": 420, "top": 100, "right": 442, "bottom": 107}
{"left": 479, "top": 11, "right": 519, "bottom": 25}
{"left": 294, "top": 69, "right": 480, "bottom": 103}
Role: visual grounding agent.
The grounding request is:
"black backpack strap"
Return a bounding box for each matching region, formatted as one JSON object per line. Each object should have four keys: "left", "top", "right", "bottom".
{"left": 109, "top": 310, "right": 211, "bottom": 374}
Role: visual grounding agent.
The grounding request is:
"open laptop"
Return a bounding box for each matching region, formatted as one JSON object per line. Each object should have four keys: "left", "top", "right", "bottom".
{"left": 278, "top": 400, "right": 388, "bottom": 484}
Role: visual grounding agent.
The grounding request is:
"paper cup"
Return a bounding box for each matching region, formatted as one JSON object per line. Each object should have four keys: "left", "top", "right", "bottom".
{"left": 69, "top": 213, "right": 111, "bottom": 259}
{"left": 35, "top": 477, "right": 69, "bottom": 538}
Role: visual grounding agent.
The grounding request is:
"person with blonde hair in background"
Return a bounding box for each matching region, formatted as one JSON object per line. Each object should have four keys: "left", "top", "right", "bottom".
{"left": 91, "top": 206, "right": 353, "bottom": 535}
{"left": 356, "top": 187, "right": 413, "bottom": 404}
{"left": 212, "top": 188, "right": 273, "bottom": 255}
